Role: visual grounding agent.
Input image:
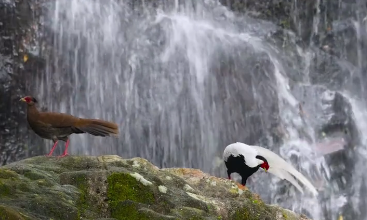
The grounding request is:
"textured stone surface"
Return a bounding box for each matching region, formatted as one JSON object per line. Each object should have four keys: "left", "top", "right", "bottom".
{"left": 0, "top": 0, "right": 46, "bottom": 166}
{"left": 0, "top": 155, "right": 311, "bottom": 220}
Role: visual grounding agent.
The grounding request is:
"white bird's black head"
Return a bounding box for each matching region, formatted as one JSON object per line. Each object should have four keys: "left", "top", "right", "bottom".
{"left": 225, "top": 154, "right": 270, "bottom": 185}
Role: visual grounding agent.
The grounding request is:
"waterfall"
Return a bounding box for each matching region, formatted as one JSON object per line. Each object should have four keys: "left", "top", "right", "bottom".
{"left": 27, "top": 0, "right": 367, "bottom": 219}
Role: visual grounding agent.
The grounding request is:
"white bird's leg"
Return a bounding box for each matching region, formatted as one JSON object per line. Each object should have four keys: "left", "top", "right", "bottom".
{"left": 236, "top": 183, "right": 247, "bottom": 190}
{"left": 227, "top": 170, "right": 231, "bottom": 179}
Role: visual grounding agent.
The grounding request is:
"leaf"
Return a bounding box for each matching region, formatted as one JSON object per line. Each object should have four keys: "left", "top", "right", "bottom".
{"left": 23, "top": 54, "right": 28, "bottom": 63}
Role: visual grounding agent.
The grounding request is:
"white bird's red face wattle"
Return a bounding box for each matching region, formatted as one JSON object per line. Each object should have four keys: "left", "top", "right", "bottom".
{"left": 260, "top": 161, "right": 269, "bottom": 171}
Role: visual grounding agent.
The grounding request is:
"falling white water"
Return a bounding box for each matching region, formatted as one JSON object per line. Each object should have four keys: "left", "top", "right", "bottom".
{"left": 339, "top": 93, "right": 367, "bottom": 219}
{"left": 343, "top": 94, "right": 367, "bottom": 145}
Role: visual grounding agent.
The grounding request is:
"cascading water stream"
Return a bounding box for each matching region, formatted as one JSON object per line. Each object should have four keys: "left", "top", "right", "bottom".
{"left": 340, "top": 93, "right": 367, "bottom": 219}
{"left": 30, "top": 0, "right": 367, "bottom": 219}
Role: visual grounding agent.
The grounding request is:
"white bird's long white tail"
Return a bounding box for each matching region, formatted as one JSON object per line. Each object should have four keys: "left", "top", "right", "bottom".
{"left": 251, "top": 144, "right": 318, "bottom": 196}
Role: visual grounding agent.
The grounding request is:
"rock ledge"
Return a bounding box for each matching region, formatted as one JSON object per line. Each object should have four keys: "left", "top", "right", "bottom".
{"left": 0, "top": 155, "right": 311, "bottom": 220}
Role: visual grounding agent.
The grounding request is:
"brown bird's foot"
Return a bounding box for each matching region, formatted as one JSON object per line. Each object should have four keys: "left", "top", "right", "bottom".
{"left": 57, "top": 140, "right": 70, "bottom": 159}
{"left": 57, "top": 153, "right": 69, "bottom": 158}
{"left": 236, "top": 183, "right": 248, "bottom": 190}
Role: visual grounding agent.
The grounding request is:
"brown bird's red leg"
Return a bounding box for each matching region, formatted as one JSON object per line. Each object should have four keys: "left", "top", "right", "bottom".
{"left": 58, "top": 139, "right": 70, "bottom": 158}
{"left": 47, "top": 141, "right": 58, "bottom": 157}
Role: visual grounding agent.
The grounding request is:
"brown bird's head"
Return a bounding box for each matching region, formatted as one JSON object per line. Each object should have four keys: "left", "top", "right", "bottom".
{"left": 20, "top": 96, "right": 38, "bottom": 105}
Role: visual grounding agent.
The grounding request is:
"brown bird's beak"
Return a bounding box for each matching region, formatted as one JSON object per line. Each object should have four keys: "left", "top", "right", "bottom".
{"left": 19, "top": 98, "right": 26, "bottom": 102}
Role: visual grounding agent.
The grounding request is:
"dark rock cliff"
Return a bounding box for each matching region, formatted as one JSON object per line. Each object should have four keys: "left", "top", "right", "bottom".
{"left": 0, "top": 0, "right": 44, "bottom": 165}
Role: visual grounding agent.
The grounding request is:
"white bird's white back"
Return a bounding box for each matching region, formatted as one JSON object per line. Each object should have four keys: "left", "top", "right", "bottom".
{"left": 223, "top": 142, "right": 264, "bottom": 168}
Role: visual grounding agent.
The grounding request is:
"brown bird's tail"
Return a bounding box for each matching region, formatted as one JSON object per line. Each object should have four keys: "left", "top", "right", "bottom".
{"left": 75, "top": 119, "right": 119, "bottom": 137}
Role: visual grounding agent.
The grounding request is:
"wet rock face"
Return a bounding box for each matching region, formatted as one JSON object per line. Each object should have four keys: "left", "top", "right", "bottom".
{"left": 0, "top": 0, "right": 33, "bottom": 165}
{"left": 221, "top": 0, "right": 367, "bottom": 89}
{"left": 209, "top": 48, "right": 280, "bottom": 148}
{"left": 223, "top": 1, "right": 366, "bottom": 218}
{"left": 0, "top": 155, "right": 310, "bottom": 220}
{"left": 219, "top": 0, "right": 316, "bottom": 42}
{"left": 0, "top": 0, "right": 47, "bottom": 165}
{"left": 293, "top": 85, "right": 357, "bottom": 185}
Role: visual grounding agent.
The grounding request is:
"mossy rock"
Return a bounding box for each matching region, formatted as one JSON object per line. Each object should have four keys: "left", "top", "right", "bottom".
{"left": 0, "top": 181, "right": 13, "bottom": 197}
{"left": 0, "top": 205, "right": 26, "bottom": 220}
{"left": 0, "top": 169, "right": 18, "bottom": 179}
{"left": 111, "top": 200, "right": 177, "bottom": 220}
{"left": 0, "top": 155, "right": 311, "bottom": 220}
{"left": 108, "top": 172, "right": 155, "bottom": 205}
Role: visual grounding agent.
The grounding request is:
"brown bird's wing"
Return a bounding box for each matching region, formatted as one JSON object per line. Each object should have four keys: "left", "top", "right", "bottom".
{"left": 26, "top": 111, "right": 83, "bottom": 141}
{"left": 38, "top": 112, "right": 80, "bottom": 128}
{"left": 38, "top": 112, "right": 119, "bottom": 137}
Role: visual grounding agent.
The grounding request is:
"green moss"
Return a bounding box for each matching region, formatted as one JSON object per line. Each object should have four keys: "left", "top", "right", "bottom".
{"left": 0, "top": 181, "right": 12, "bottom": 196}
{"left": 23, "top": 170, "right": 46, "bottom": 180}
{"left": 229, "top": 188, "right": 238, "bottom": 195}
{"left": 72, "top": 174, "right": 89, "bottom": 218}
{"left": 59, "top": 156, "right": 101, "bottom": 171}
{"left": 231, "top": 198, "right": 273, "bottom": 220}
{"left": 171, "top": 207, "right": 207, "bottom": 219}
{"left": 231, "top": 206, "right": 252, "bottom": 220}
{"left": 59, "top": 171, "right": 91, "bottom": 218}
{"left": 108, "top": 172, "right": 154, "bottom": 204}
{"left": 188, "top": 217, "right": 205, "bottom": 220}
{"left": 252, "top": 199, "right": 260, "bottom": 205}
{"left": 110, "top": 200, "right": 176, "bottom": 220}
{"left": 280, "top": 209, "right": 300, "bottom": 220}
{"left": 36, "top": 179, "right": 53, "bottom": 187}
{"left": 24, "top": 196, "right": 78, "bottom": 220}
{"left": 108, "top": 172, "right": 156, "bottom": 219}
{"left": 18, "top": 182, "right": 31, "bottom": 192}
{"left": 280, "top": 19, "right": 291, "bottom": 29}
{"left": 0, "top": 205, "right": 25, "bottom": 220}
{"left": 110, "top": 201, "right": 151, "bottom": 220}
{"left": 59, "top": 171, "right": 110, "bottom": 218}
{"left": 243, "top": 190, "right": 254, "bottom": 199}
{"left": 265, "top": 10, "right": 272, "bottom": 16}
{"left": 0, "top": 169, "right": 18, "bottom": 179}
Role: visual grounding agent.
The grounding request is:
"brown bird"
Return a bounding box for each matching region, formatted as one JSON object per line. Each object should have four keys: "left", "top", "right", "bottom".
{"left": 20, "top": 96, "right": 119, "bottom": 157}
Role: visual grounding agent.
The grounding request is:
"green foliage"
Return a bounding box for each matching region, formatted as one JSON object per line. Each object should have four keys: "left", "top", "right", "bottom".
{"left": 107, "top": 172, "right": 155, "bottom": 219}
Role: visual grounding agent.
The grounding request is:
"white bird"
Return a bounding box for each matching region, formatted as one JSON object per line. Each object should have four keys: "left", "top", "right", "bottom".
{"left": 223, "top": 142, "right": 318, "bottom": 196}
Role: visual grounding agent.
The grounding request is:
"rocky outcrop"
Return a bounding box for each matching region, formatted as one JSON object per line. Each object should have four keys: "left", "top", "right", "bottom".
{"left": 0, "top": 155, "right": 310, "bottom": 220}
{"left": 0, "top": 0, "right": 46, "bottom": 165}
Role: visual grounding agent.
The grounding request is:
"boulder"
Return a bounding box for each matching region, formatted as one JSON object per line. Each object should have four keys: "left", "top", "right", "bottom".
{"left": 0, "top": 155, "right": 310, "bottom": 220}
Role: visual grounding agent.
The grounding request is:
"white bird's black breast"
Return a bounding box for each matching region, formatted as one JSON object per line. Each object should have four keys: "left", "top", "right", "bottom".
{"left": 225, "top": 154, "right": 261, "bottom": 185}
